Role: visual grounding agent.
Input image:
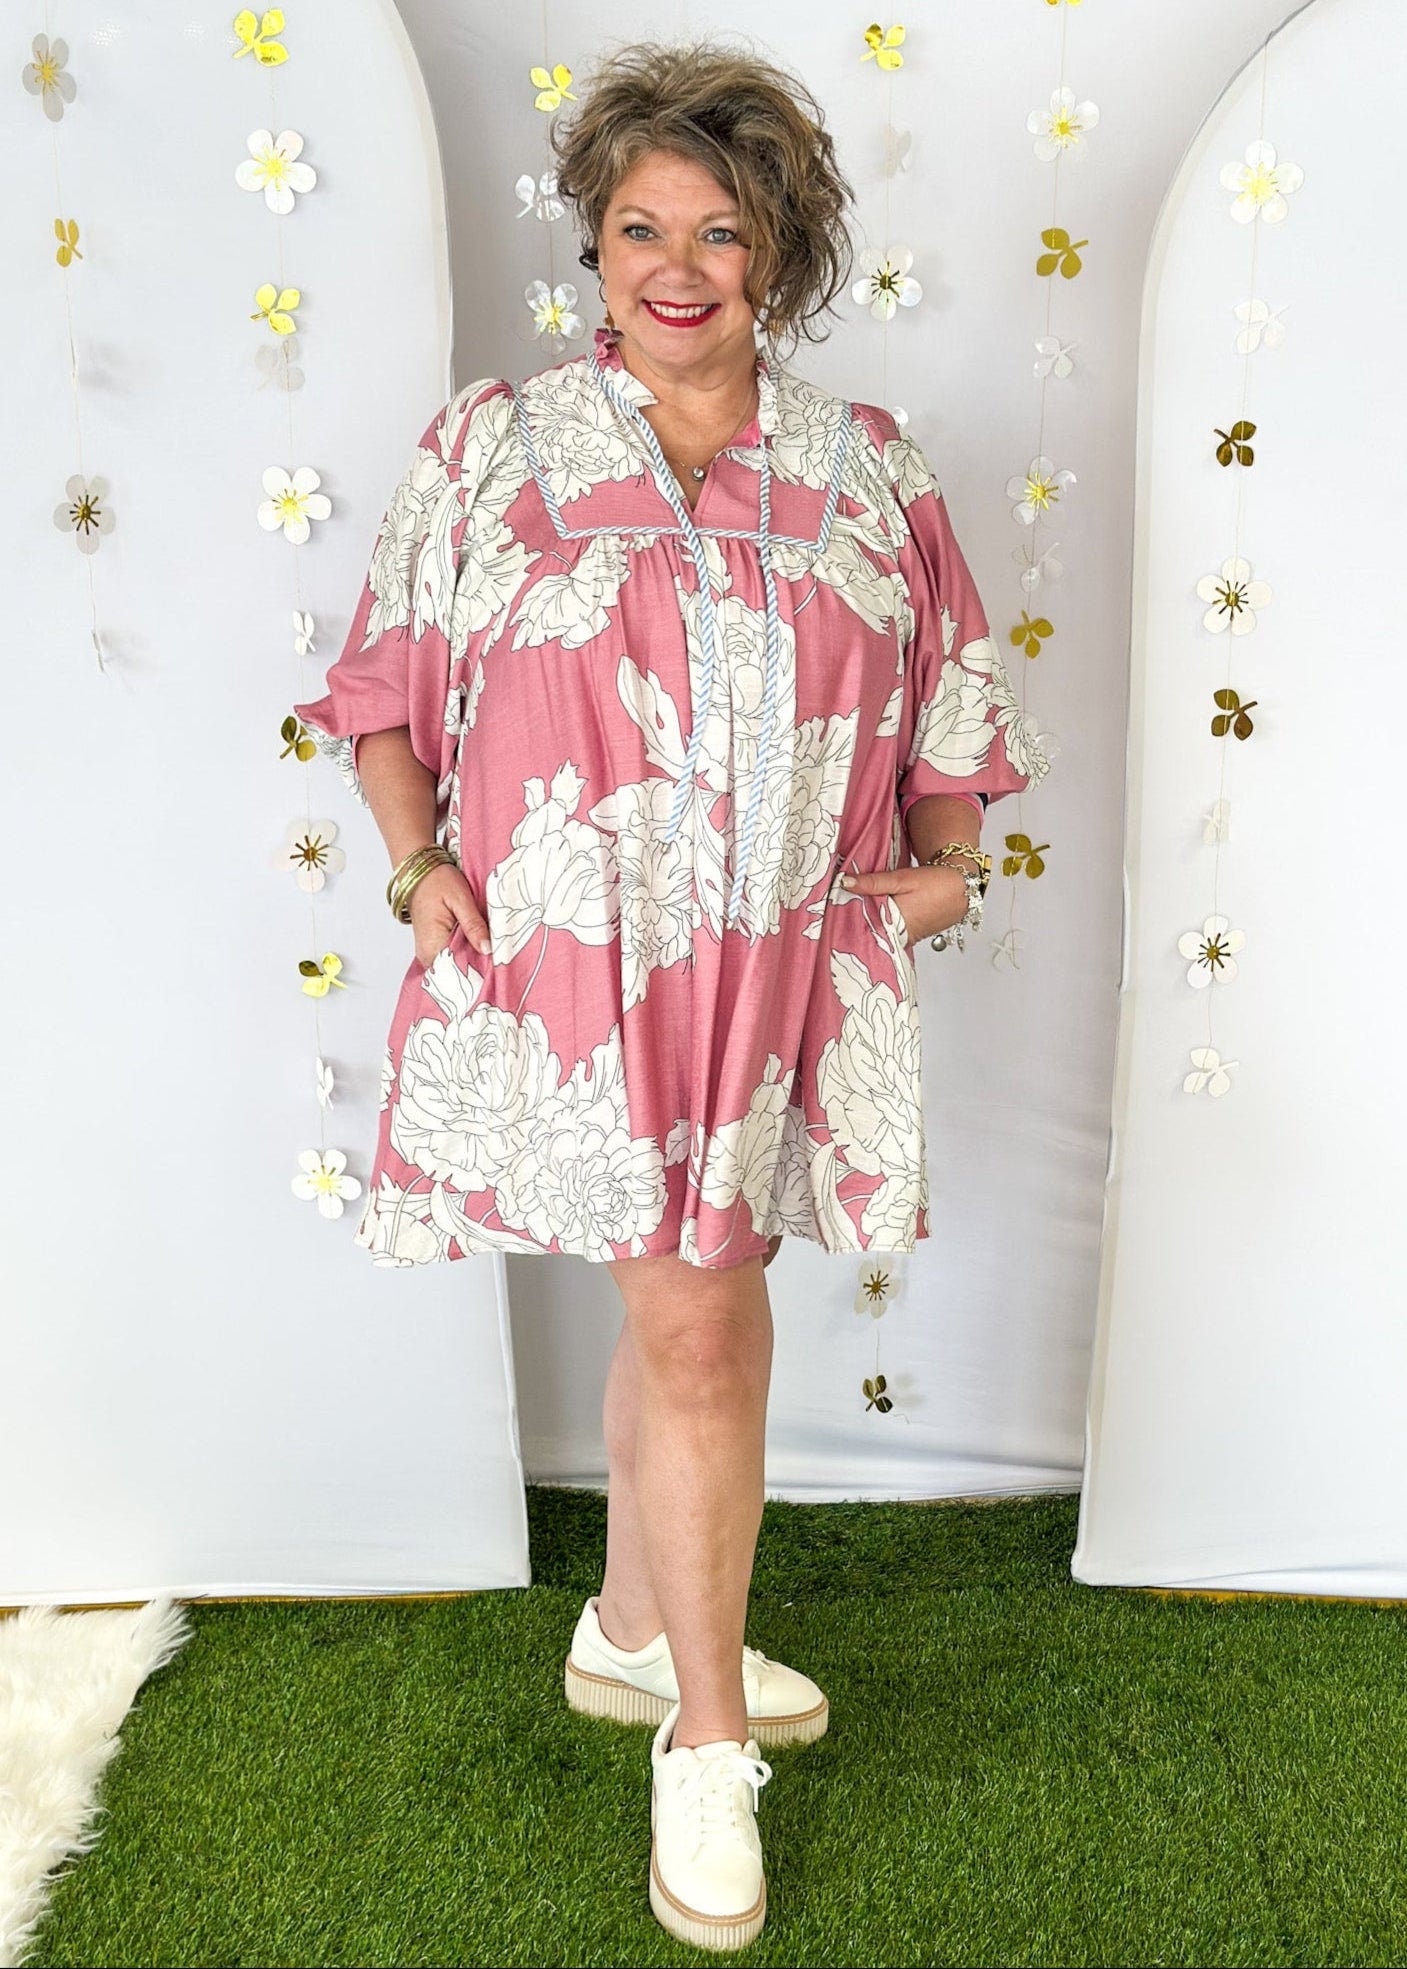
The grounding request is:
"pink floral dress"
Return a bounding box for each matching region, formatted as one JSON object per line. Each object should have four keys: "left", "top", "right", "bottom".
{"left": 293, "top": 325, "right": 1045, "bottom": 1270}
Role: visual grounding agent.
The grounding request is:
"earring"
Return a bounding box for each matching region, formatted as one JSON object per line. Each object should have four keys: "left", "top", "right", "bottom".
{"left": 597, "top": 275, "right": 615, "bottom": 331}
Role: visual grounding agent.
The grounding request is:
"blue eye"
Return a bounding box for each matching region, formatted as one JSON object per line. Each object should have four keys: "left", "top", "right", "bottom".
{"left": 621, "top": 224, "right": 739, "bottom": 244}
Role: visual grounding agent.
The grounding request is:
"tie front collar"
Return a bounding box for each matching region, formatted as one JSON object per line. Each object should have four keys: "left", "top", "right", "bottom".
{"left": 591, "top": 323, "right": 780, "bottom": 447}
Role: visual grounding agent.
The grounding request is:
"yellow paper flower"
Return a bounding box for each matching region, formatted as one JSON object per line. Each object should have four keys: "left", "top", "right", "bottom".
{"left": 1002, "top": 833, "right": 1049, "bottom": 879}
{"left": 1035, "top": 227, "right": 1089, "bottom": 279}
{"left": 252, "top": 283, "right": 300, "bottom": 334}
{"left": 299, "top": 953, "right": 347, "bottom": 997}
{"left": 1010, "top": 611, "right": 1054, "bottom": 659}
{"left": 280, "top": 715, "right": 317, "bottom": 761}
{"left": 54, "top": 218, "right": 82, "bottom": 267}
{"left": 233, "top": 10, "right": 288, "bottom": 65}
{"left": 861, "top": 23, "right": 906, "bottom": 68}
{"left": 530, "top": 63, "right": 576, "bottom": 112}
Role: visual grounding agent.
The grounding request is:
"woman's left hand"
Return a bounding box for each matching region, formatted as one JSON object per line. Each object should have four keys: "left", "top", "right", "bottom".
{"left": 841, "top": 862, "right": 970, "bottom": 947}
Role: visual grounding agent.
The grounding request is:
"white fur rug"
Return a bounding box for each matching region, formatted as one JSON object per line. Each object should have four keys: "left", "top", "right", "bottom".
{"left": 0, "top": 1600, "right": 193, "bottom": 1967}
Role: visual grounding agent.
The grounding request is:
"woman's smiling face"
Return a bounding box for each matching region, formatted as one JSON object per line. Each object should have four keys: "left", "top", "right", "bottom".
{"left": 597, "top": 149, "right": 757, "bottom": 384}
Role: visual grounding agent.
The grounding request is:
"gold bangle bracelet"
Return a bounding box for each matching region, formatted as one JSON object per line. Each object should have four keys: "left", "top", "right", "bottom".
{"left": 387, "top": 844, "right": 454, "bottom": 922}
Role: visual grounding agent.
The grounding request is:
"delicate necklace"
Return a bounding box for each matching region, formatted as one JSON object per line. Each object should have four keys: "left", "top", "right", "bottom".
{"left": 659, "top": 391, "right": 759, "bottom": 483}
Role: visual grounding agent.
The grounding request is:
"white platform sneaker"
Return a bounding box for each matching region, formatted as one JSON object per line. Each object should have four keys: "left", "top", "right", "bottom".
{"left": 649, "top": 1702, "right": 773, "bottom": 1951}
{"left": 564, "top": 1595, "right": 829, "bottom": 1747}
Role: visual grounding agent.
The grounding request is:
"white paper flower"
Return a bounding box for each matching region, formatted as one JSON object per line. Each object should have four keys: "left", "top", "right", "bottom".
{"left": 291, "top": 1148, "right": 361, "bottom": 1219}
{"left": 23, "top": 33, "right": 76, "bottom": 121}
{"left": 236, "top": 128, "right": 317, "bottom": 214}
{"left": 1177, "top": 914, "right": 1245, "bottom": 988}
{"left": 1012, "top": 538, "right": 1065, "bottom": 591}
{"left": 881, "top": 125, "right": 912, "bottom": 177}
{"left": 1006, "top": 455, "right": 1077, "bottom": 526}
{"left": 515, "top": 169, "right": 565, "bottom": 220}
{"left": 890, "top": 404, "right": 910, "bottom": 430}
{"left": 1233, "top": 299, "right": 1288, "bottom": 354}
{"left": 271, "top": 818, "right": 346, "bottom": 892}
{"left": 990, "top": 928, "right": 1024, "bottom": 971}
{"left": 1196, "top": 555, "right": 1272, "bottom": 635}
{"left": 1034, "top": 335, "right": 1076, "bottom": 380}
{"left": 255, "top": 334, "right": 304, "bottom": 394}
{"left": 1183, "top": 1047, "right": 1239, "bottom": 1097}
{"left": 315, "top": 1056, "right": 335, "bottom": 1108}
{"left": 854, "top": 1257, "right": 902, "bottom": 1318}
{"left": 1219, "top": 141, "right": 1303, "bottom": 225}
{"left": 1027, "top": 85, "right": 1100, "bottom": 162}
{"left": 293, "top": 610, "right": 316, "bottom": 656}
{"left": 525, "top": 279, "right": 584, "bottom": 343}
{"left": 1202, "top": 798, "right": 1231, "bottom": 844}
{"left": 851, "top": 246, "right": 923, "bottom": 321}
{"left": 52, "top": 474, "right": 115, "bottom": 554}
{"left": 258, "top": 465, "right": 332, "bottom": 544}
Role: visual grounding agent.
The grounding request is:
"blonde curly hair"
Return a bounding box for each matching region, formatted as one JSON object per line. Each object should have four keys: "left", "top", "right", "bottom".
{"left": 548, "top": 36, "right": 856, "bottom": 364}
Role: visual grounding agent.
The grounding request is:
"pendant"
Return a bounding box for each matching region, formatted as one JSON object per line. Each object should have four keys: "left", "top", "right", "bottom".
{"left": 691, "top": 465, "right": 706, "bottom": 480}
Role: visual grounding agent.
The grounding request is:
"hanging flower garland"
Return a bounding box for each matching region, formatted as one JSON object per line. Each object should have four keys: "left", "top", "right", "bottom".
{"left": 516, "top": 50, "right": 583, "bottom": 355}
{"left": 228, "top": 9, "right": 359, "bottom": 1219}
{"left": 985, "top": 2, "right": 1097, "bottom": 970}
{"left": 26, "top": 31, "right": 113, "bottom": 666}
{"left": 1179, "top": 51, "right": 1303, "bottom": 1100}
{"left": 843, "top": 19, "right": 921, "bottom": 1417}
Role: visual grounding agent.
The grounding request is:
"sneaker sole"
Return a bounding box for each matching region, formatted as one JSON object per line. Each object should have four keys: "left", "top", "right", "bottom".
{"left": 564, "top": 1654, "right": 829, "bottom": 1746}
{"left": 649, "top": 1841, "right": 767, "bottom": 1951}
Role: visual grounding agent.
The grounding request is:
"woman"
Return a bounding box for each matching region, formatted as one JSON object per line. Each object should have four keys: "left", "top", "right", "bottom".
{"left": 294, "top": 36, "right": 1044, "bottom": 1952}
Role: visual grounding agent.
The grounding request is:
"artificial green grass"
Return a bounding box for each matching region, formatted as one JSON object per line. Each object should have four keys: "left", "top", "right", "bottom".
{"left": 27, "top": 1487, "right": 1407, "bottom": 1968}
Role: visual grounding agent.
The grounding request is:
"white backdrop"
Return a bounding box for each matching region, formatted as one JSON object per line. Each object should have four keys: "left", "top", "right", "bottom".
{"left": 388, "top": 0, "right": 1298, "bottom": 1497}
{"left": 0, "top": 1, "right": 527, "bottom": 1602}
{"left": 5, "top": 0, "right": 1349, "bottom": 1606}
{"left": 1074, "top": 0, "right": 1407, "bottom": 1595}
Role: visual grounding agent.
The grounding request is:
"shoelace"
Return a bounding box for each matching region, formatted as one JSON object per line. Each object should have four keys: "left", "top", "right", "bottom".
{"left": 676, "top": 1748, "right": 774, "bottom": 1855}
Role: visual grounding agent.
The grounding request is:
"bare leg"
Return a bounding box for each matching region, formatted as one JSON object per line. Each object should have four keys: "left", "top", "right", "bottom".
{"left": 596, "top": 1319, "right": 665, "bottom": 1649}
{"left": 604, "top": 1246, "right": 775, "bottom": 1750}
{"left": 597, "top": 1233, "right": 782, "bottom": 1653}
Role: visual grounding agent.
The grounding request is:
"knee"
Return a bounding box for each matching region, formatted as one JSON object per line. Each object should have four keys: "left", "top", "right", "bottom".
{"left": 634, "top": 1311, "right": 767, "bottom": 1410}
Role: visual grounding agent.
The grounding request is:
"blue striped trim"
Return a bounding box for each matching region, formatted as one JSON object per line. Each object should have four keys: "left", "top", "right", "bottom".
{"left": 508, "top": 362, "right": 855, "bottom": 927}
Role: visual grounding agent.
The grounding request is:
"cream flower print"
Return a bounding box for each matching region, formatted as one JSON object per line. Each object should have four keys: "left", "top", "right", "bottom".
{"left": 851, "top": 246, "right": 923, "bottom": 321}
{"left": 515, "top": 170, "right": 565, "bottom": 221}
{"left": 1220, "top": 141, "right": 1304, "bottom": 225}
{"left": 1196, "top": 555, "right": 1272, "bottom": 635}
{"left": 1178, "top": 914, "right": 1245, "bottom": 988}
{"left": 854, "top": 1256, "right": 901, "bottom": 1319}
{"left": 1234, "top": 299, "right": 1288, "bottom": 354}
{"left": 526, "top": 279, "right": 584, "bottom": 343}
{"left": 53, "top": 474, "right": 115, "bottom": 554}
{"left": 23, "top": 33, "right": 76, "bottom": 119}
{"left": 1027, "top": 85, "right": 1099, "bottom": 162}
{"left": 258, "top": 465, "right": 332, "bottom": 544}
{"left": 271, "top": 818, "right": 346, "bottom": 893}
{"left": 1183, "top": 1046, "right": 1239, "bottom": 1097}
{"left": 1006, "top": 455, "right": 1076, "bottom": 526}
{"left": 291, "top": 1148, "right": 362, "bottom": 1220}
{"left": 293, "top": 609, "right": 316, "bottom": 656}
{"left": 235, "top": 129, "right": 317, "bottom": 215}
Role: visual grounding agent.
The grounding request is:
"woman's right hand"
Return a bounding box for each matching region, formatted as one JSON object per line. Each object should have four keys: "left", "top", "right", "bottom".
{"left": 407, "top": 862, "right": 492, "bottom": 969}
